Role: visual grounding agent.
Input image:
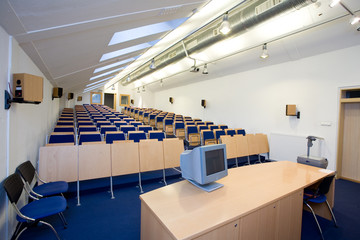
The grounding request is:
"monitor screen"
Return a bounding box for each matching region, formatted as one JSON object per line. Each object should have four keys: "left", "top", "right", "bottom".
{"left": 205, "top": 149, "right": 225, "bottom": 176}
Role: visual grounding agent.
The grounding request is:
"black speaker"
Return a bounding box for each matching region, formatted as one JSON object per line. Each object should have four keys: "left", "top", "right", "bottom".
{"left": 53, "top": 87, "right": 63, "bottom": 98}
{"left": 169, "top": 97, "right": 173, "bottom": 104}
{"left": 68, "top": 93, "right": 74, "bottom": 100}
{"left": 201, "top": 99, "right": 206, "bottom": 108}
{"left": 131, "top": 99, "right": 134, "bottom": 104}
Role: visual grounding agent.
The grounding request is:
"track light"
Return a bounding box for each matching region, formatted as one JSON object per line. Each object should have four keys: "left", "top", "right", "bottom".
{"left": 137, "top": 87, "right": 140, "bottom": 93}
{"left": 149, "top": 58, "right": 156, "bottom": 70}
{"left": 111, "top": 85, "right": 115, "bottom": 90}
{"left": 142, "top": 86, "right": 145, "bottom": 92}
{"left": 190, "top": 60, "right": 199, "bottom": 72}
{"left": 260, "top": 43, "right": 269, "bottom": 59}
{"left": 160, "top": 79, "right": 163, "bottom": 87}
{"left": 202, "top": 64, "right": 208, "bottom": 74}
{"left": 329, "top": 0, "right": 341, "bottom": 8}
{"left": 127, "top": 75, "right": 131, "bottom": 82}
{"left": 219, "top": 12, "right": 231, "bottom": 35}
{"left": 350, "top": 16, "right": 360, "bottom": 25}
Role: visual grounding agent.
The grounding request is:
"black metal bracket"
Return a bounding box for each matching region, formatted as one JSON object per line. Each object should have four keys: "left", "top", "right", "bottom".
{"left": 4, "top": 90, "right": 41, "bottom": 110}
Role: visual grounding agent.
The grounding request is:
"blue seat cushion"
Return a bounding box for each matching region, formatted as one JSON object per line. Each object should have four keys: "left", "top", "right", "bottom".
{"left": 17, "top": 196, "right": 67, "bottom": 222}
{"left": 33, "top": 181, "right": 68, "bottom": 196}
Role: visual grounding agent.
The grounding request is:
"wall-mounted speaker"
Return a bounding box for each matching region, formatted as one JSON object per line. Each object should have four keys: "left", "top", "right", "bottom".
{"left": 13, "top": 73, "right": 43, "bottom": 102}
{"left": 52, "top": 87, "right": 63, "bottom": 99}
{"left": 130, "top": 99, "right": 134, "bottom": 104}
{"left": 169, "top": 97, "right": 173, "bottom": 104}
{"left": 77, "top": 96, "right": 82, "bottom": 101}
{"left": 68, "top": 93, "right": 74, "bottom": 100}
{"left": 201, "top": 99, "right": 206, "bottom": 108}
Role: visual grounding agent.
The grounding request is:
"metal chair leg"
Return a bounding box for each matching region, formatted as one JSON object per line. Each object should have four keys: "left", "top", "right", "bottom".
{"left": 304, "top": 202, "right": 324, "bottom": 240}
{"left": 40, "top": 220, "right": 61, "bottom": 240}
{"left": 162, "top": 169, "right": 168, "bottom": 186}
{"left": 325, "top": 200, "right": 338, "bottom": 227}
{"left": 15, "top": 226, "right": 28, "bottom": 240}
{"left": 58, "top": 212, "right": 68, "bottom": 227}
{"left": 138, "top": 172, "right": 144, "bottom": 193}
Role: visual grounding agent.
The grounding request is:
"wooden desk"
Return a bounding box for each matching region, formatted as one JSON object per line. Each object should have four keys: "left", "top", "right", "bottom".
{"left": 140, "top": 161, "right": 334, "bottom": 240}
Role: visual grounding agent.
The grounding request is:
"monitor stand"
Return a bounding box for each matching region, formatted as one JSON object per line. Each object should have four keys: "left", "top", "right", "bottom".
{"left": 187, "top": 179, "right": 224, "bottom": 192}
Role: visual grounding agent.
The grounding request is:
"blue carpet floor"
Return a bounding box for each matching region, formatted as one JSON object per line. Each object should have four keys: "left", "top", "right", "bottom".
{"left": 17, "top": 175, "right": 360, "bottom": 240}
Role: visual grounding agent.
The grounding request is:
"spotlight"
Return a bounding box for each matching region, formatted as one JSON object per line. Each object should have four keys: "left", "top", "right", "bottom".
{"left": 329, "top": 0, "right": 341, "bottom": 8}
{"left": 111, "top": 85, "right": 115, "bottom": 90}
{"left": 160, "top": 79, "right": 163, "bottom": 87}
{"left": 260, "top": 43, "right": 269, "bottom": 59}
{"left": 137, "top": 87, "right": 140, "bottom": 93}
{"left": 127, "top": 75, "right": 131, "bottom": 82}
{"left": 202, "top": 64, "right": 208, "bottom": 74}
{"left": 350, "top": 16, "right": 360, "bottom": 25}
{"left": 149, "top": 58, "right": 156, "bottom": 70}
{"left": 142, "top": 86, "right": 145, "bottom": 92}
{"left": 219, "top": 12, "right": 231, "bottom": 35}
{"left": 190, "top": 66, "right": 200, "bottom": 72}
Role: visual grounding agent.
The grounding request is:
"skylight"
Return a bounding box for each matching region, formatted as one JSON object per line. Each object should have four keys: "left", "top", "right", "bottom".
{"left": 100, "top": 40, "right": 160, "bottom": 62}
{"left": 108, "top": 18, "right": 188, "bottom": 46}
{"left": 94, "top": 57, "right": 138, "bottom": 73}
{"left": 86, "top": 76, "right": 115, "bottom": 87}
{"left": 90, "top": 66, "right": 126, "bottom": 81}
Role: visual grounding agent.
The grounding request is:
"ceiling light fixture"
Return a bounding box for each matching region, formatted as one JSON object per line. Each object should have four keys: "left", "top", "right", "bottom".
{"left": 111, "top": 85, "right": 115, "bottom": 90}
{"left": 329, "top": 0, "right": 341, "bottom": 8}
{"left": 219, "top": 12, "right": 231, "bottom": 35}
{"left": 350, "top": 16, "right": 360, "bottom": 25}
{"left": 260, "top": 43, "right": 269, "bottom": 59}
{"left": 142, "top": 86, "right": 146, "bottom": 92}
{"left": 137, "top": 87, "right": 140, "bottom": 93}
{"left": 127, "top": 75, "right": 131, "bottom": 82}
{"left": 160, "top": 79, "right": 163, "bottom": 87}
{"left": 202, "top": 64, "right": 208, "bottom": 74}
{"left": 149, "top": 58, "right": 156, "bottom": 70}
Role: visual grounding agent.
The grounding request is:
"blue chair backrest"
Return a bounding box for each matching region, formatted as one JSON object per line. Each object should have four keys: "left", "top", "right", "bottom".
{"left": 198, "top": 125, "right": 208, "bottom": 132}
{"left": 128, "top": 132, "right": 147, "bottom": 142}
{"left": 219, "top": 125, "right": 228, "bottom": 130}
{"left": 209, "top": 125, "right": 219, "bottom": 130}
{"left": 58, "top": 118, "right": 73, "bottom": 121}
{"left": 174, "top": 122, "right": 185, "bottom": 129}
{"left": 123, "top": 118, "right": 134, "bottom": 123}
{"left": 236, "top": 129, "right": 246, "bottom": 136}
{"left": 114, "top": 121, "right": 127, "bottom": 128}
{"left": 226, "top": 129, "right": 236, "bottom": 136}
{"left": 77, "top": 121, "right": 94, "bottom": 126}
{"left": 96, "top": 121, "right": 111, "bottom": 128}
{"left": 164, "top": 119, "right": 173, "bottom": 125}
{"left": 149, "top": 132, "right": 166, "bottom": 141}
{"left": 205, "top": 122, "right": 214, "bottom": 126}
{"left": 49, "top": 134, "right": 75, "bottom": 144}
{"left": 149, "top": 114, "right": 157, "bottom": 120}
{"left": 185, "top": 122, "right": 195, "bottom": 126}
{"left": 203, "top": 130, "right": 215, "bottom": 140}
{"left": 144, "top": 112, "right": 149, "bottom": 117}
{"left": 78, "top": 126, "right": 97, "bottom": 134}
{"left": 186, "top": 126, "right": 198, "bottom": 134}
{"left": 214, "top": 130, "right": 225, "bottom": 140}
{"left": 57, "top": 122, "right": 74, "bottom": 126}
{"left": 54, "top": 127, "right": 74, "bottom": 132}
{"left": 138, "top": 126, "right": 153, "bottom": 133}
{"left": 93, "top": 118, "right": 106, "bottom": 123}
{"left": 130, "top": 122, "right": 143, "bottom": 127}
{"left": 155, "top": 116, "right": 164, "bottom": 123}
{"left": 120, "top": 126, "right": 136, "bottom": 134}
{"left": 100, "top": 126, "right": 117, "bottom": 135}
{"left": 109, "top": 118, "right": 121, "bottom": 123}
{"left": 79, "top": 133, "right": 101, "bottom": 145}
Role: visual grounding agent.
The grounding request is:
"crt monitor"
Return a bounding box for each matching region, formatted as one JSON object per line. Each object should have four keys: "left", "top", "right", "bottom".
{"left": 180, "top": 144, "right": 228, "bottom": 192}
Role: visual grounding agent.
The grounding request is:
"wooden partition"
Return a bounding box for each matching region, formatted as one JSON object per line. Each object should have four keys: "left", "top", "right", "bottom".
{"left": 139, "top": 139, "right": 164, "bottom": 172}
{"left": 163, "top": 138, "right": 184, "bottom": 168}
{"left": 220, "top": 135, "right": 237, "bottom": 159}
{"left": 79, "top": 142, "right": 111, "bottom": 180}
{"left": 234, "top": 135, "right": 250, "bottom": 158}
{"left": 246, "top": 134, "right": 259, "bottom": 156}
{"left": 39, "top": 145, "right": 78, "bottom": 182}
{"left": 111, "top": 141, "right": 139, "bottom": 176}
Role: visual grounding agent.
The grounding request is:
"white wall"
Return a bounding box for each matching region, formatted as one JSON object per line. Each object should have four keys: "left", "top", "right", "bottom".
{"left": 152, "top": 45, "right": 360, "bottom": 171}
{"left": 0, "top": 26, "right": 59, "bottom": 240}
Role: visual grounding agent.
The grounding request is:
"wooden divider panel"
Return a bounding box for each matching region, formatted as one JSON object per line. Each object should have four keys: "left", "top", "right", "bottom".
{"left": 39, "top": 145, "right": 78, "bottom": 182}
{"left": 79, "top": 143, "right": 111, "bottom": 180}
{"left": 234, "top": 135, "right": 249, "bottom": 158}
{"left": 139, "top": 139, "right": 164, "bottom": 172}
{"left": 256, "top": 133, "right": 270, "bottom": 154}
{"left": 111, "top": 142, "right": 140, "bottom": 176}
{"left": 163, "top": 138, "right": 184, "bottom": 168}
{"left": 220, "top": 135, "right": 237, "bottom": 159}
{"left": 247, "top": 134, "right": 259, "bottom": 155}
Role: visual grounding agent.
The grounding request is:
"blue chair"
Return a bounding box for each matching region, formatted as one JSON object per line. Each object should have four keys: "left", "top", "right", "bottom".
{"left": 204, "top": 121, "right": 214, "bottom": 126}
{"left": 123, "top": 118, "right": 134, "bottom": 123}
{"left": 185, "top": 125, "right": 200, "bottom": 147}
{"left": 155, "top": 116, "right": 164, "bottom": 131}
{"left": 109, "top": 118, "right": 121, "bottom": 123}
{"left": 56, "top": 121, "right": 74, "bottom": 126}
{"left": 143, "top": 112, "right": 150, "bottom": 124}
{"left": 78, "top": 125, "right": 97, "bottom": 134}
{"left": 138, "top": 125, "right": 153, "bottom": 133}
{"left": 3, "top": 173, "right": 67, "bottom": 240}
{"left": 225, "top": 129, "right": 236, "bottom": 136}
{"left": 79, "top": 132, "right": 101, "bottom": 145}
{"left": 197, "top": 125, "right": 208, "bottom": 132}
{"left": 201, "top": 130, "right": 217, "bottom": 145}
{"left": 96, "top": 121, "right": 111, "bottom": 129}
{"left": 128, "top": 131, "right": 147, "bottom": 142}
{"left": 93, "top": 118, "right": 106, "bottom": 123}
{"left": 213, "top": 129, "right": 226, "bottom": 143}
{"left": 120, "top": 125, "right": 136, "bottom": 135}
{"left": 114, "top": 121, "right": 127, "bottom": 128}
{"left": 58, "top": 117, "right": 73, "bottom": 121}
{"left": 16, "top": 161, "right": 68, "bottom": 198}
{"left": 105, "top": 132, "right": 126, "bottom": 144}
{"left": 129, "top": 121, "right": 143, "bottom": 128}
{"left": 149, "top": 114, "right": 157, "bottom": 128}
{"left": 174, "top": 121, "right": 185, "bottom": 139}
{"left": 163, "top": 118, "right": 174, "bottom": 135}
{"left": 100, "top": 125, "right": 117, "bottom": 135}
{"left": 303, "top": 175, "right": 337, "bottom": 240}
{"left": 48, "top": 133, "right": 75, "bottom": 144}
{"left": 209, "top": 125, "right": 219, "bottom": 131}
{"left": 235, "top": 129, "right": 246, "bottom": 136}
{"left": 149, "top": 131, "right": 166, "bottom": 141}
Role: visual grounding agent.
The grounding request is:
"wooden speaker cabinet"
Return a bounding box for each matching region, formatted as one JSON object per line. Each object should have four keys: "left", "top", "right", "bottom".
{"left": 13, "top": 73, "right": 43, "bottom": 102}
